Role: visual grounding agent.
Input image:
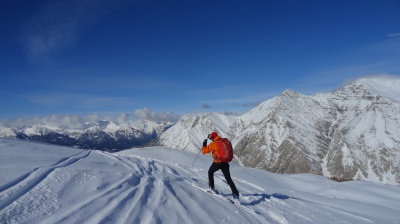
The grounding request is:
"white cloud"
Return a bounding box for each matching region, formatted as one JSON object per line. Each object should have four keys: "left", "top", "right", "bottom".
{"left": 117, "top": 113, "right": 129, "bottom": 124}
{"left": 0, "top": 108, "right": 180, "bottom": 130}
{"left": 342, "top": 73, "right": 400, "bottom": 84}
{"left": 388, "top": 33, "right": 400, "bottom": 38}
{"left": 0, "top": 114, "right": 94, "bottom": 130}
{"left": 133, "top": 108, "right": 181, "bottom": 123}
{"left": 20, "top": 0, "right": 133, "bottom": 61}
{"left": 0, "top": 112, "right": 133, "bottom": 130}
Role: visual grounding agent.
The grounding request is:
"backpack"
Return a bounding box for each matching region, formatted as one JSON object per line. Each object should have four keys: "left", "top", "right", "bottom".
{"left": 215, "top": 138, "right": 233, "bottom": 162}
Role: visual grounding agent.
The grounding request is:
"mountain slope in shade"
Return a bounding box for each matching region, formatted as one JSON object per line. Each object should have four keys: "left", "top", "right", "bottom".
{"left": 159, "top": 76, "right": 400, "bottom": 186}
{"left": 0, "top": 120, "right": 172, "bottom": 151}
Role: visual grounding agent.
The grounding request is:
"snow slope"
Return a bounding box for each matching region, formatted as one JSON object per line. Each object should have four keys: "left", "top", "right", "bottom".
{"left": 1, "top": 139, "right": 399, "bottom": 224}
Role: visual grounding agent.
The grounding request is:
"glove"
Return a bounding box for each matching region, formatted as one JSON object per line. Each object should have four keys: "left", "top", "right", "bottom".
{"left": 203, "top": 139, "right": 208, "bottom": 147}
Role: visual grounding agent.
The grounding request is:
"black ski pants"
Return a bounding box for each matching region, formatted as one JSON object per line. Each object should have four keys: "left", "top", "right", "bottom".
{"left": 208, "top": 162, "right": 239, "bottom": 197}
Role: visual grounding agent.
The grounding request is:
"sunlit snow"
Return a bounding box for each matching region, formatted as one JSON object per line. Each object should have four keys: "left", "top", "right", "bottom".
{"left": 1, "top": 138, "right": 399, "bottom": 224}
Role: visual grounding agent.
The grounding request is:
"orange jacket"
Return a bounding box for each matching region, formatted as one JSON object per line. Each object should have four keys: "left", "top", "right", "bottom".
{"left": 202, "top": 136, "right": 222, "bottom": 163}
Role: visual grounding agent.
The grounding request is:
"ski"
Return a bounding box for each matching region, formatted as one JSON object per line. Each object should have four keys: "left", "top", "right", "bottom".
{"left": 191, "top": 182, "right": 268, "bottom": 223}
{"left": 207, "top": 189, "right": 241, "bottom": 205}
{"left": 227, "top": 198, "right": 234, "bottom": 203}
{"left": 192, "top": 183, "right": 241, "bottom": 205}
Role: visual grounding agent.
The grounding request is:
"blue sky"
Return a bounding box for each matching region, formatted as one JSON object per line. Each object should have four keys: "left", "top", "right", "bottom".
{"left": 1, "top": 0, "right": 399, "bottom": 123}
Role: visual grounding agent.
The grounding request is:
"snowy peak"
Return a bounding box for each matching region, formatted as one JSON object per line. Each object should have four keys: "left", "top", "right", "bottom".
{"left": 158, "top": 113, "right": 235, "bottom": 152}
{"left": 341, "top": 75, "right": 400, "bottom": 102}
{"left": 238, "top": 89, "right": 306, "bottom": 124}
{"left": 280, "top": 89, "right": 301, "bottom": 98}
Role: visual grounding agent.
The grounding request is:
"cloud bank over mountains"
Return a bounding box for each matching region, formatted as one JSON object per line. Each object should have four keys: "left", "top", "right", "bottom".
{"left": 133, "top": 108, "right": 181, "bottom": 123}
{"left": 0, "top": 108, "right": 180, "bottom": 130}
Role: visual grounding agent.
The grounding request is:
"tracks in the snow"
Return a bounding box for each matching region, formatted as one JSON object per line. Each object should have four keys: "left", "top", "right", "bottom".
{"left": 0, "top": 150, "right": 91, "bottom": 212}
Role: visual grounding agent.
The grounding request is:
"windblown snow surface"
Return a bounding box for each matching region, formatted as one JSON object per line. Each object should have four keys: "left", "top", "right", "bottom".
{"left": 1, "top": 139, "right": 399, "bottom": 224}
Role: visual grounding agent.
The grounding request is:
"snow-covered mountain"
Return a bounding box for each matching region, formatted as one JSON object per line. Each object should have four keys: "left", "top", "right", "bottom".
{"left": 0, "top": 120, "right": 172, "bottom": 151}
{"left": 159, "top": 76, "right": 400, "bottom": 186}
{"left": 157, "top": 113, "right": 235, "bottom": 152}
{"left": 1, "top": 138, "right": 399, "bottom": 223}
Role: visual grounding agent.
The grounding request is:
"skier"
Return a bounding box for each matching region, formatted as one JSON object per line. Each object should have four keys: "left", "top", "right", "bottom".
{"left": 202, "top": 131, "right": 240, "bottom": 202}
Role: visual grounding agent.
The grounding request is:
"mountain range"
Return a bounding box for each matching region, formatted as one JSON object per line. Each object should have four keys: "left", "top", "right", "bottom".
{"left": 0, "top": 120, "right": 172, "bottom": 151}
{"left": 1, "top": 76, "right": 399, "bottom": 186}
{"left": 159, "top": 76, "right": 400, "bottom": 186}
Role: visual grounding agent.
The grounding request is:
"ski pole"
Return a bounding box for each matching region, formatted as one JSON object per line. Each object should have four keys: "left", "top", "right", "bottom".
{"left": 192, "top": 148, "right": 202, "bottom": 166}
{"left": 192, "top": 137, "right": 208, "bottom": 166}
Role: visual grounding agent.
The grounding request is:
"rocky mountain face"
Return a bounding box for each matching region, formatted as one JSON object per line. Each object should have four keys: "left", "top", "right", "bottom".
{"left": 159, "top": 77, "right": 400, "bottom": 186}
{"left": 0, "top": 120, "right": 172, "bottom": 151}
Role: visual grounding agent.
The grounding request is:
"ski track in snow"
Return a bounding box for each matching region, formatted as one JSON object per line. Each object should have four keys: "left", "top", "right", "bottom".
{"left": 1, "top": 139, "right": 400, "bottom": 224}
{"left": 0, "top": 150, "right": 91, "bottom": 211}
